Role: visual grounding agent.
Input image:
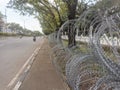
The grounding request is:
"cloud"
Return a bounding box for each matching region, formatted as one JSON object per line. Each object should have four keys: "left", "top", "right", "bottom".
{"left": 0, "top": 0, "right": 9, "bottom": 6}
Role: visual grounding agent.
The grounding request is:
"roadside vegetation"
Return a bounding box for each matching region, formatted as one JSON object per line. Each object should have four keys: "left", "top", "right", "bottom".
{"left": 0, "top": 11, "right": 42, "bottom": 37}
{"left": 7, "top": 0, "right": 120, "bottom": 47}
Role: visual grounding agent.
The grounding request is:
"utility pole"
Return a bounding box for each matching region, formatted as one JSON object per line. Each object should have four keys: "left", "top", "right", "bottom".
{"left": 23, "top": 20, "right": 26, "bottom": 35}
{"left": 4, "top": 8, "right": 7, "bottom": 33}
{"left": 24, "top": 20, "right": 25, "bottom": 30}
{"left": 5, "top": 8, "right": 7, "bottom": 23}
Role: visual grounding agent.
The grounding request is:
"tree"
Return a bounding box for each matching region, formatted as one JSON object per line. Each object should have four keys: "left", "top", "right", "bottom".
{"left": 8, "top": 0, "right": 67, "bottom": 32}
{"left": 93, "top": 0, "right": 120, "bottom": 11}
{"left": 0, "top": 12, "right": 4, "bottom": 32}
{"left": 8, "top": 0, "right": 94, "bottom": 47}
{"left": 6, "top": 22, "right": 33, "bottom": 35}
{"left": 7, "top": 23, "right": 23, "bottom": 33}
{"left": 22, "top": 29, "right": 33, "bottom": 36}
{"left": 62, "top": 0, "right": 78, "bottom": 47}
{"left": 33, "top": 31, "right": 42, "bottom": 36}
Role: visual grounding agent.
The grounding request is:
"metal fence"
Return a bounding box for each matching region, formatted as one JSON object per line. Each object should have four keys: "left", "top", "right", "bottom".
{"left": 48, "top": 6, "right": 120, "bottom": 90}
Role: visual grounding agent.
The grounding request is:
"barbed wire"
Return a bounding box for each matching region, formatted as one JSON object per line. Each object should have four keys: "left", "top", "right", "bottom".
{"left": 48, "top": 6, "right": 120, "bottom": 90}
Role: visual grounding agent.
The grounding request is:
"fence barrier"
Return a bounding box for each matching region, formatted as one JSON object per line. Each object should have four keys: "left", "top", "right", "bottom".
{"left": 48, "top": 6, "right": 120, "bottom": 90}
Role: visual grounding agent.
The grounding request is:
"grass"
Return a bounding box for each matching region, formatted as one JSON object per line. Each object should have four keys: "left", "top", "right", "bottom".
{"left": 56, "top": 39, "right": 118, "bottom": 74}
{"left": 0, "top": 32, "right": 34, "bottom": 37}
{"left": 62, "top": 39, "right": 68, "bottom": 47}
{"left": 0, "top": 32, "right": 17, "bottom": 36}
{"left": 51, "top": 39, "right": 119, "bottom": 90}
{"left": 63, "top": 39, "right": 119, "bottom": 63}
{"left": 101, "top": 45, "right": 119, "bottom": 63}
{"left": 51, "top": 40, "right": 112, "bottom": 90}
{"left": 62, "top": 39, "right": 89, "bottom": 53}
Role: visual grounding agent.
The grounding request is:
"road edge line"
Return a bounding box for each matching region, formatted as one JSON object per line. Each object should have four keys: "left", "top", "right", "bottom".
{"left": 7, "top": 37, "right": 45, "bottom": 90}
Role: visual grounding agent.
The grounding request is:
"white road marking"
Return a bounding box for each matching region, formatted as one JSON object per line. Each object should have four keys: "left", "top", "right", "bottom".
{"left": 24, "top": 65, "right": 31, "bottom": 73}
{"left": 7, "top": 37, "right": 45, "bottom": 89}
{"left": 7, "top": 53, "right": 34, "bottom": 87}
{"left": 13, "top": 81, "right": 22, "bottom": 90}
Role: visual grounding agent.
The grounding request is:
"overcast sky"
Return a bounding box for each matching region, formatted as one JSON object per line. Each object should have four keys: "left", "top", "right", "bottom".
{"left": 0, "top": 0, "right": 42, "bottom": 32}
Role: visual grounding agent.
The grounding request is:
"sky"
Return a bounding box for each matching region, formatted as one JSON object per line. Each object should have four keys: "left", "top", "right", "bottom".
{"left": 0, "top": 0, "right": 42, "bottom": 33}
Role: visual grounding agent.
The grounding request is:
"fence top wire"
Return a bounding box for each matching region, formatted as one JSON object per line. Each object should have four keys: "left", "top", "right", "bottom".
{"left": 48, "top": 5, "right": 120, "bottom": 90}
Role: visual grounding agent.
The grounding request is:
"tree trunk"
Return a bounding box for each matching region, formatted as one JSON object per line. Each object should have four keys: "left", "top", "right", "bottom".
{"left": 68, "top": 23, "right": 76, "bottom": 48}
{"left": 66, "top": 0, "right": 78, "bottom": 47}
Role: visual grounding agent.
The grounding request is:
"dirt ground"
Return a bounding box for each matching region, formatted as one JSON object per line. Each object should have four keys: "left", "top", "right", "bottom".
{"left": 19, "top": 38, "right": 68, "bottom": 90}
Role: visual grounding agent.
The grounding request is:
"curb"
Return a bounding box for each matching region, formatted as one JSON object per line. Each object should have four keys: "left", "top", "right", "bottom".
{"left": 48, "top": 44, "right": 70, "bottom": 90}
{"left": 6, "top": 37, "right": 44, "bottom": 90}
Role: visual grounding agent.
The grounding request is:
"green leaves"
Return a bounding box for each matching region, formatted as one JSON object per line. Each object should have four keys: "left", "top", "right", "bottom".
{"left": 8, "top": 0, "right": 95, "bottom": 35}
{"left": 0, "top": 12, "right": 4, "bottom": 30}
{"left": 8, "top": 0, "right": 68, "bottom": 34}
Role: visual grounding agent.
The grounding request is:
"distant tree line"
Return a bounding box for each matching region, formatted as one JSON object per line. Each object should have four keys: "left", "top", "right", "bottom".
{"left": 0, "top": 12, "right": 42, "bottom": 36}
{"left": 8, "top": 0, "right": 120, "bottom": 46}
{"left": 0, "top": 12, "right": 4, "bottom": 32}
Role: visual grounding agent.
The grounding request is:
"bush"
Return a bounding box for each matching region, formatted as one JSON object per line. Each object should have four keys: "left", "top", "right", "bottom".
{"left": 0, "top": 32, "right": 18, "bottom": 36}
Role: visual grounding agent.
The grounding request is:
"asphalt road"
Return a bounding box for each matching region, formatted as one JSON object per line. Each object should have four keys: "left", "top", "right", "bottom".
{"left": 0, "top": 37, "right": 42, "bottom": 90}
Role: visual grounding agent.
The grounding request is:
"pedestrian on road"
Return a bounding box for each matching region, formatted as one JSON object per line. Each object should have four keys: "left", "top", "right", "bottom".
{"left": 33, "top": 35, "right": 36, "bottom": 42}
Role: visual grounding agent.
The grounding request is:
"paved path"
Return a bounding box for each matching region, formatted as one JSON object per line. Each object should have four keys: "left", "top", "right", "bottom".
{"left": 0, "top": 37, "right": 42, "bottom": 90}
{"left": 19, "top": 38, "right": 67, "bottom": 90}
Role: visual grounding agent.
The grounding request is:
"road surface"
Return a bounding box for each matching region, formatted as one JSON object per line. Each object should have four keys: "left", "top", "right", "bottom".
{"left": 0, "top": 37, "right": 42, "bottom": 90}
